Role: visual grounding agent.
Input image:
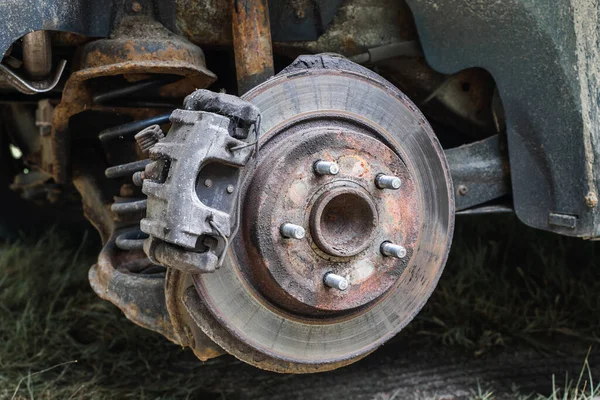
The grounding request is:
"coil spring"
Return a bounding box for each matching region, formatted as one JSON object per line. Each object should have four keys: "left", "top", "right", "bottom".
{"left": 96, "top": 77, "right": 176, "bottom": 251}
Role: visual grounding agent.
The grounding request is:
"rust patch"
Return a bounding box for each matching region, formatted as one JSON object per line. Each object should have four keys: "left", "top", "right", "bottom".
{"left": 165, "top": 269, "right": 225, "bottom": 361}
{"left": 49, "top": 15, "right": 216, "bottom": 184}
{"left": 74, "top": 171, "right": 178, "bottom": 341}
{"left": 231, "top": 0, "right": 274, "bottom": 93}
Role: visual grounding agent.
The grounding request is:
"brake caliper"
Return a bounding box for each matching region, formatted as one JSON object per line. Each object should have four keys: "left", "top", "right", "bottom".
{"left": 139, "top": 90, "right": 259, "bottom": 273}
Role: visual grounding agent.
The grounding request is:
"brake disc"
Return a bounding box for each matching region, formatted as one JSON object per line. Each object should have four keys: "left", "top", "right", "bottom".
{"left": 146, "top": 55, "right": 454, "bottom": 373}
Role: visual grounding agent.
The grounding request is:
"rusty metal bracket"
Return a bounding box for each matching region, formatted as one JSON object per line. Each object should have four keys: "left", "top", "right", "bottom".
{"left": 50, "top": 14, "right": 216, "bottom": 184}
{"left": 141, "top": 90, "right": 259, "bottom": 273}
{"left": 89, "top": 236, "right": 176, "bottom": 342}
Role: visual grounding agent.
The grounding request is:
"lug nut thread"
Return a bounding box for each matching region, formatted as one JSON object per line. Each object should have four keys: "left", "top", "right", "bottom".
{"left": 380, "top": 242, "right": 407, "bottom": 259}
{"left": 323, "top": 273, "right": 348, "bottom": 291}
{"left": 375, "top": 174, "right": 401, "bottom": 190}
{"left": 280, "top": 223, "right": 306, "bottom": 239}
{"left": 314, "top": 160, "right": 339, "bottom": 176}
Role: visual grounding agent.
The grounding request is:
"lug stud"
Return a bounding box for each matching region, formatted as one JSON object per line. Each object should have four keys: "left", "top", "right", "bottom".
{"left": 314, "top": 160, "right": 339, "bottom": 176}
{"left": 280, "top": 223, "right": 306, "bottom": 239}
{"left": 323, "top": 273, "right": 348, "bottom": 291}
{"left": 380, "top": 242, "right": 407, "bottom": 259}
{"left": 375, "top": 174, "right": 401, "bottom": 190}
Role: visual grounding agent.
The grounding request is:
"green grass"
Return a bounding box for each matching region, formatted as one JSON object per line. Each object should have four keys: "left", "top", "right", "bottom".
{"left": 0, "top": 216, "right": 599, "bottom": 399}
{"left": 473, "top": 351, "right": 600, "bottom": 399}
{"left": 412, "top": 215, "right": 600, "bottom": 354}
{"left": 0, "top": 229, "right": 224, "bottom": 399}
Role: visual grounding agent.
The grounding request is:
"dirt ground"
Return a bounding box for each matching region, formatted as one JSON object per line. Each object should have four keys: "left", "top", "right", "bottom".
{"left": 180, "top": 337, "right": 599, "bottom": 399}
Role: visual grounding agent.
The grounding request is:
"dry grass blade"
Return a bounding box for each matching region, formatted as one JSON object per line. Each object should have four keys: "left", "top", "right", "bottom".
{"left": 10, "top": 361, "right": 77, "bottom": 400}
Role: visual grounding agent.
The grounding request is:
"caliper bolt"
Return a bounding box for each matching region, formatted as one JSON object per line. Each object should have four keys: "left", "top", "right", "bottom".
{"left": 375, "top": 174, "right": 401, "bottom": 190}
{"left": 380, "top": 242, "right": 407, "bottom": 259}
{"left": 323, "top": 273, "right": 349, "bottom": 291}
{"left": 313, "top": 160, "right": 339, "bottom": 176}
{"left": 280, "top": 223, "right": 306, "bottom": 239}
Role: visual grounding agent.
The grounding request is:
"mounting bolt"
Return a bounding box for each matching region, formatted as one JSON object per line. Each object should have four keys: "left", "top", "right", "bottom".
{"left": 457, "top": 185, "right": 468, "bottom": 196}
{"left": 375, "top": 174, "right": 401, "bottom": 190}
{"left": 323, "top": 273, "right": 348, "bottom": 291}
{"left": 280, "top": 223, "right": 306, "bottom": 239}
{"left": 314, "top": 160, "right": 339, "bottom": 176}
{"left": 380, "top": 242, "right": 407, "bottom": 259}
{"left": 226, "top": 184, "right": 235, "bottom": 194}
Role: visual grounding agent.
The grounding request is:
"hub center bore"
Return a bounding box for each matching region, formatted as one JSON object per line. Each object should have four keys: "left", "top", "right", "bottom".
{"left": 310, "top": 186, "right": 377, "bottom": 257}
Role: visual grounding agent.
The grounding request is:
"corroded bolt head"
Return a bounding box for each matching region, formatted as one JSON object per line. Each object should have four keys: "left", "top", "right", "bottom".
{"left": 280, "top": 223, "right": 306, "bottom": 239}
{"left": 323, "top": 273, "right": 349, "bottom": 291}
{"left": 313, "top": 160, "right": 339, "bottom": 176}
{"left": 375, "top": 174, "right": 401, "bottom": 190}
{"left": 380, "top": 242, "right": 407, "bottom": 259}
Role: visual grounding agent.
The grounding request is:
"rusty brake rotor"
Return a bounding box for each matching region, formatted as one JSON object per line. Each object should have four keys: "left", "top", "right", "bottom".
{"left": 156, "top": 55, "right": 455, "bottom": 373}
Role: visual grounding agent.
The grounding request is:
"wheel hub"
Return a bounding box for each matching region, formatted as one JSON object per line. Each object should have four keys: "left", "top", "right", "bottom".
{"left": 243, "top": 120, "right": 420, "bottom": 314}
